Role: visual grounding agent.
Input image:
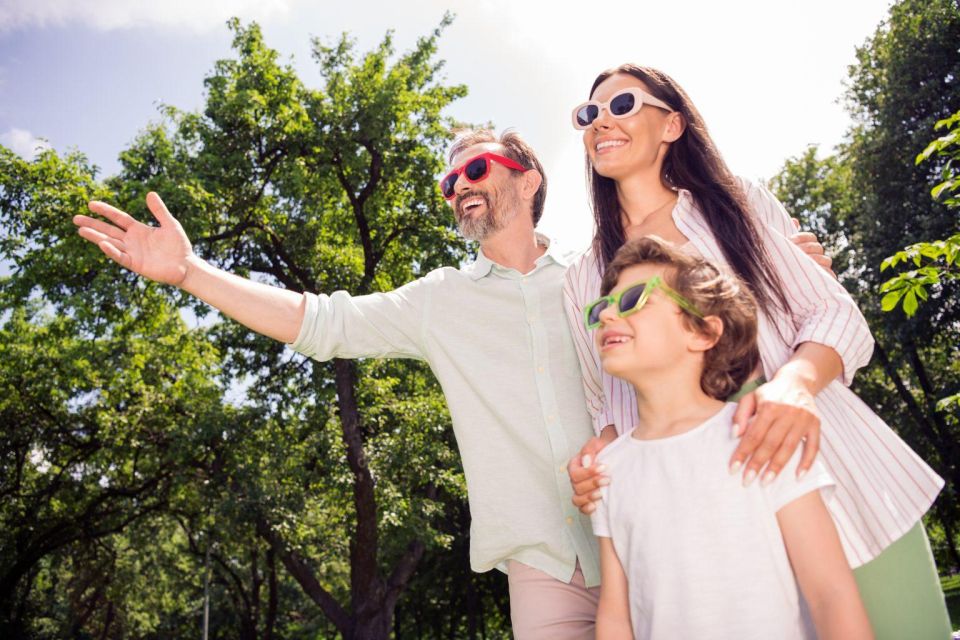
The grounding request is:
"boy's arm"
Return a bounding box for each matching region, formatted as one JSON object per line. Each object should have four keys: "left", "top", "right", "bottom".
{"left": 76, "top": 193, "right": 306, "bottom": 343}
{"left": 777, "top": 491, "right": 873, "bottom": 639}
{"left": 596, "top": 537, "right": 634, "bottom": 640}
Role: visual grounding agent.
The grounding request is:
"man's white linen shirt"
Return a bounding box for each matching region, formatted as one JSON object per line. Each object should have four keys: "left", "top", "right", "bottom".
{"left": 290, "top": 235, "right": 600, "bottom": 586}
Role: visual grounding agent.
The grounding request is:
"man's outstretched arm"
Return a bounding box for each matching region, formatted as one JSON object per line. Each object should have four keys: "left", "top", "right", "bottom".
{"left": 74, "top": 192, "right": 305, "bottom": 344}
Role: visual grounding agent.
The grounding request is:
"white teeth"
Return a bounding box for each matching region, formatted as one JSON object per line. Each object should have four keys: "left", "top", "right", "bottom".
{"left": 596, "top": 140, "right": 626, "bottom": 151}
{"left": 603, "top": 335, "right": 630, "bottom": 346}
{"left": 462, "top": 197, "right": 485, "bottom": 210}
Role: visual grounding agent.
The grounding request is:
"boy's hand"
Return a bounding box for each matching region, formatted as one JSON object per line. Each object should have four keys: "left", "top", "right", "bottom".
{"left": 729, "top": 376, "right": 820, "bottom": 487}
{"left": 569, "top": 427, "right": 617, "bottom": 514}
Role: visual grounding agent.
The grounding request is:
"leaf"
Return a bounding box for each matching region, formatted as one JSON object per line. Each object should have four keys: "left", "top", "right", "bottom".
{"left": 880, "top": 290, "right": 903, "bottom": 311}
{"left": 902, "top": 289, "right": 918, "bottom": 316}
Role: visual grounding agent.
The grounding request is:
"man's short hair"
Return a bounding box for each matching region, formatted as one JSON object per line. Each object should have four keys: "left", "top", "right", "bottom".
{"left": 447, "top": 128, "right": 547, "bottom": 226}
{"left": 600, "top": 236, "right": 760, "bottom": 400}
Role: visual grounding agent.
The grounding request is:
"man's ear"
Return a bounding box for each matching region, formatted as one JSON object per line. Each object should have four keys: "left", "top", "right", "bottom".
{"left": 688, "top": 315, "right": 723, "bottom": 353}
{"left": 520, "top": 168, "right": 543, "bottom": 200}
{"left": 663, "top": 111, "right": 686, "bottom": 143}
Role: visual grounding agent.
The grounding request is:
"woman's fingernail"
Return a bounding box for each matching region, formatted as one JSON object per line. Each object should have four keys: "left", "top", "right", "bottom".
{"left": 742, "top": 469, "right": 757, "bottom": 487}
{"left": 596, "top": 464, "right": 607, "bottom": 473}
{"left": 582, "top": 454, "right": 592, "bottom": 469}
{"left": 797, "top": 469, "right": 808, "bottom": 481}
{"left": 729, "top": 460, "right": 742, "bottom": 475}
{"left": 590, "top": 490, "right": 603, "bottom": 500}
{"left": 761, "top": 471, "right": 776, "bottom": 487}
{"left": 597, "top": 477, "right": 611, "bottom": 487}
{"left": 732, "top": 423, "right": 744, "bottom": 438}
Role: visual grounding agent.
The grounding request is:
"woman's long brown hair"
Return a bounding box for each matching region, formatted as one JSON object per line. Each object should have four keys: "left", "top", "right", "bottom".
{"left": 587, "top": 64, "right": 791, "bottom": 317}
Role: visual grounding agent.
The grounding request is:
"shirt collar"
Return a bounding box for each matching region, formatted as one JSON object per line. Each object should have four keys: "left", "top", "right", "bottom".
{"left": 463, "top": 233, "right": 567, "bottom": 280}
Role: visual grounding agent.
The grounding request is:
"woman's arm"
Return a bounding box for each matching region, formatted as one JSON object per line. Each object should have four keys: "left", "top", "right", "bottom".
{"left": 778, "top": 491, "right": 873, "bottom": 639}
{"left": 596, "top": 537, "right": 634, "bottom": 640}
{"left": 728, "top": 181, "right": 876, "bottom": 485}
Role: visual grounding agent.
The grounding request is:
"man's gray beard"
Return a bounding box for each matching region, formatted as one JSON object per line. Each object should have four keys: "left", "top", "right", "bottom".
{"left": 457, "top": 209, "right": 504, "bottom": 241}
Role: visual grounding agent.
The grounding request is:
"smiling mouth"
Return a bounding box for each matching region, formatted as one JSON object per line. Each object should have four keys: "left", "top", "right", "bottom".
{"left": 601, "top": 334, "right": 631, "bottom": 349}
{"left": 595, "top": 140, "right": 627, "bottom": 153}
{"left": 457, "top": 194, "right": 488, "bottom": 216}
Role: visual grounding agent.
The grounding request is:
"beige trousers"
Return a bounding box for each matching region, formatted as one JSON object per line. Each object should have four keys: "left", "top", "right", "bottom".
{"left": 507, "top": 560, "right": 600, "bottom": 640}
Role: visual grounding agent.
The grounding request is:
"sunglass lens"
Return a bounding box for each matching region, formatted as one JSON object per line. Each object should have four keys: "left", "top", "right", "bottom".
{"left": 465, "top": 157, "right": 489, "bottom": 181}
{"left": 588, "top": 299, "right": 609, "bottom": 327}
{"left": 576, "top": 104, "right": 599, "bottom": 127}
{"left": 610, "top": 91, "right": 637, "bottom": 117}
{"left": 441, "top": 173, "right": 458, "bottom": 198}
{"left": 619, "top": 283, "right": 646, "bottom": 313}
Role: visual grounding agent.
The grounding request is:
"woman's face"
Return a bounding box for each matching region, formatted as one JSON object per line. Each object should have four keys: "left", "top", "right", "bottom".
{"left": 583, "top": 73, "right": 674, "bottom": 182}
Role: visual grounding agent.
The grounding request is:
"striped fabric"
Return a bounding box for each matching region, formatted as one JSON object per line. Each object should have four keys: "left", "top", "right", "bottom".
{"left": 561, "top": 177, "right": 943, "bottom": 567}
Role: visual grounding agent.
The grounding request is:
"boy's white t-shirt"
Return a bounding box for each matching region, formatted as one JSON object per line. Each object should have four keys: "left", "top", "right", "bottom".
{"left": 591, "top": 402, "right": 834, "bottom": 640}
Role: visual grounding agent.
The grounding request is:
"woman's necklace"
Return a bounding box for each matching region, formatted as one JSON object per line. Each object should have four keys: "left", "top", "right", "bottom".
{"left": 622, "top": 192, "right": 678, "bottom": 231}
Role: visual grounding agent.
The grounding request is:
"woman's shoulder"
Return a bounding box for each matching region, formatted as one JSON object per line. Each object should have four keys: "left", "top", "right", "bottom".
{"left": 733, "top": 175, "right": 794, "bottom": 235}
{"left": 563, "top": 244, "right": 602, "bottom": 287}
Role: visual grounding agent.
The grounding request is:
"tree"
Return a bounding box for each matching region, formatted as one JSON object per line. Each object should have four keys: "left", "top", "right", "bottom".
{"left": 0, "top": 146, "right": 229, "bottom": 636}
{"left": 770, "top": 0, "right": 960, "bottom": 570}
{"left": 1, "top": 15, "right": 516, "bottom": 638}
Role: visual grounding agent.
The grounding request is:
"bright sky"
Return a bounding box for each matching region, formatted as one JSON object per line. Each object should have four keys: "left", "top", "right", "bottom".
{"left": 0, "top": 0, "right": 894, "bottom": 251}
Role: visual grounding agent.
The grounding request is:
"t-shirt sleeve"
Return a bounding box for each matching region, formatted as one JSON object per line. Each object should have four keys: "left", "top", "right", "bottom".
{"left": 589, "top": 484, "right": 612, "bottom": 538}
{"left": 289, "top": 275, "right": 431, "bottom": 362}
{"left": 765, "top": 452, "right": 835, "bottom": 514}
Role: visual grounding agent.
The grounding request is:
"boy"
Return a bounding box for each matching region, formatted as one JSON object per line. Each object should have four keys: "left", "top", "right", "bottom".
{"left": 587, "top": 236, "right": 872, "bottom": 639}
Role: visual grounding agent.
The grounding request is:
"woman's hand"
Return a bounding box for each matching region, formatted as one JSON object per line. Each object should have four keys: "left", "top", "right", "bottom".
{"left": 569, "top": 426, "right": 617, "bottom": 515}
{"left": 729, "top": 373, "right": 821, "bottom": 486}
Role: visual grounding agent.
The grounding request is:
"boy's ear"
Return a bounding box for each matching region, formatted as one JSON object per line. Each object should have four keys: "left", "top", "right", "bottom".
{"left": 688, "top": 315, "right": 723, "bottom": 353}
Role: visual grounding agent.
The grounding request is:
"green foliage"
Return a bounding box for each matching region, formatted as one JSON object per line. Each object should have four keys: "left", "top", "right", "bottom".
{"left": 1, "top": 14, "right": 511, "bottom": 638}
{"left": 772, "top": 0, "right": 960, "bottom": 574}
{"left": 879, "top": 111, "right": 960, "bottom": 318}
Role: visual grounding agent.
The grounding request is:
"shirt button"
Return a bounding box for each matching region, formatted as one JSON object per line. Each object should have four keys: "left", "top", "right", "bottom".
{"left": 547, "top": 414, "right": 556, "bottom": 423}
{"left": 566, "top": 516, "right": 574, "bottom": 525}
{"left": 537, "top": 366, "right": 544, "bottom": 373}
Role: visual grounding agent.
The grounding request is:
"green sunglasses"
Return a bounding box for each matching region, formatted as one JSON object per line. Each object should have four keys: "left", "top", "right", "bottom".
{"left": 584, "top": 275, "right": 704, "bottom": 330}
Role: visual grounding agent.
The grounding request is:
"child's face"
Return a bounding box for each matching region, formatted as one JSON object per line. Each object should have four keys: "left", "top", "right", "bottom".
{"left": 594, "top": 264, "right": 699, "bottom": 380}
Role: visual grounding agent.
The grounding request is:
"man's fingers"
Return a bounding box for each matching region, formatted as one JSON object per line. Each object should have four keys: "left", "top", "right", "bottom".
{"left": 797, "top": 428, "right": 821, "bottom": 478}
{"left": 809, "top": 253, "right": 833, "bottom": 269}
{"left": 98, "top": 238, "right": 130, "bottom": 267}
{"left": 73, "top": 214, "right": 125, "bottom": 241}
{"left": 791, "top": 232, "right": 818, "bottom": 246}
{"left": 88, "top": 200, "right": 137, "bottom": 231}
{"left": 146, "top": 192, "right": 176, "bottom": 226}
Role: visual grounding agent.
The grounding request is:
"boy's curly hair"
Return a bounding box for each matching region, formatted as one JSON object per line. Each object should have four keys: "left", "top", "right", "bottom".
{"left": 600, "top": 236, "right": 761, "bottom": 400}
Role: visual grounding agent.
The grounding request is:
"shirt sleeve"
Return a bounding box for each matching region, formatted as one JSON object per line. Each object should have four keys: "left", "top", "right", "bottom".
{"left": 289, "top": 275, "right": 431, "bottom": 362}
{"left": 562, "top": 253, "right": 619, "bottom": 436}
{"left": 742, "top": 178, "right": 875, "bottom": 385}
{"left": 766, "top": 453, "right": 835, "bottom": 514}
{"left": 590, "top": 484, "right": 612, "bottom": 538}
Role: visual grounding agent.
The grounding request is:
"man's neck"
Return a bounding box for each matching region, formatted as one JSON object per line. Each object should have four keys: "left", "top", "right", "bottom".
{"left": 478, "top": 224, "right": 547, "bottom": 275}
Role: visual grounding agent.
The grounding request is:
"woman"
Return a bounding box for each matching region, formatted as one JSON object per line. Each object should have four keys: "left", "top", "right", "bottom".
{"left": 563, "top": 64, "right": 950, "bottom": 637}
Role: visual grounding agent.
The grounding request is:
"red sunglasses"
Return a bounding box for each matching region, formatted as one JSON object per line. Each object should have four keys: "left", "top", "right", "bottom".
{"left": 440, "top": 152, "right": 528, "bottom": 200}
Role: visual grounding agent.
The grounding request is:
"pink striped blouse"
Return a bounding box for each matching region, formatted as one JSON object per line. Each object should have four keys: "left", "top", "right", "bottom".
{"left": 561, "top": 177, "right": 944, "bottom": 566}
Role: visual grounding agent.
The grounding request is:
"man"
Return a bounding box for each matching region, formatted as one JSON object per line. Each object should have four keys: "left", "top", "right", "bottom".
{"left": 74, "top": 129, "right": 831, "bottom": 638}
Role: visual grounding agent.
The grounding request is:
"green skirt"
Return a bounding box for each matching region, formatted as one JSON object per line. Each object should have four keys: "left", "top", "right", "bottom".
{"left": 852, "top": 521, "right": 952, "bottom": 638}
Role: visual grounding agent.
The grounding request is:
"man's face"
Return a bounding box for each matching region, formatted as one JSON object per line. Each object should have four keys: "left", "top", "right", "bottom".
{"left": 447, "top": 142, "right": 523, "bottom": 241}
